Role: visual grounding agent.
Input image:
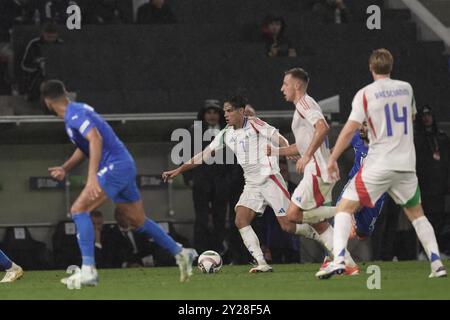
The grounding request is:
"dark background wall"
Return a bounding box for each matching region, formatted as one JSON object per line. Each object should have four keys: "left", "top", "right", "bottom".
{"left": 9, "top": 0, "right": 450, "bottom": 120}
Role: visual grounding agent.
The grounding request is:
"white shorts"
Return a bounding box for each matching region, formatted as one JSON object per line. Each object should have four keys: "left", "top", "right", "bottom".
{"left": 291, "top": 164, "right": 335, "bottom": 211}
{"left": 235, "top": 173, "right": 290, "bottom": 216}
{"left": 342, "top": 165, "right": 420, "bottom": 208}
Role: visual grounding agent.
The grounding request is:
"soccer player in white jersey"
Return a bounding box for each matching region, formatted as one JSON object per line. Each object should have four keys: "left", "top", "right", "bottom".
{"left": 268, "top": 68, "right": 358, "bottom": 275}
{"left": 317, "top": 48, "right": 447, "bottom": 279}
{"left": 163, "top": 95, "right": 332, "bottom": 273}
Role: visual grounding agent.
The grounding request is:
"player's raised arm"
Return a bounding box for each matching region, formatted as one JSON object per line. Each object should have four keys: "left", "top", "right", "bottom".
{"left": 328, "top": 120, "right": 361, "bottom": 180}
{"left": 162, "top": 146, "right": 214, "bottom": 182}
{"left": 295, "top": 118, "right": 329, "bottom": 173}
{"left": 266, "top": 132, "right": 303, "bottom": 161}
{"left": 330, "top": 121, "right": 361, "bottom": 163}
{"left": 48, "top": 148, "right": 86, "bottom": 181}
{"left": 330, "top": 125, "right": 361, "bottom": 154}
{"left": 328, "top": 88, "right": 366, "bottom": 180}
{"left": 248, "top": 117, "right": 298, "bottom": 157}
{"left": 258, "top": 119, "right": 289, "bottom": 148}
{"left": 267, "top": 143, "right": 299, "bottom": 157}
{"left": 411, "top": 87, "right": 417, "bottom": 121}
{"left": 162, "top": 127, "right": 227, "bottom": 182}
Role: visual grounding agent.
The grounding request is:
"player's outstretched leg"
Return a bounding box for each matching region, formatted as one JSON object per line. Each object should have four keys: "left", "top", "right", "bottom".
{"left": 312, "top": 224, "right": 359, "bottom": 278}
{"left": 136, "top": 218, "right": 198, "bottom": 281}
{"left": 60, "top": 212, "right": 99, "bottom": 286}
{"left": 117, "top": 201, "right": 198, "bottom": 282}
{"left": 316, "top": 199, "right": 360, "bottom": 280}
{"left": 61, "top": 190, "right": 107, "bottom": 287}
{"left": 404, "top": 204, "right": 447, "bottom": 278}
{"left": 235, "top": 206, "right": 272, "bottom": 273}
{"left": 0, "top": 249, "right": 23, "bottom": 283}
{"left": 283, "top": 203, "right": 359, "bottom": 277}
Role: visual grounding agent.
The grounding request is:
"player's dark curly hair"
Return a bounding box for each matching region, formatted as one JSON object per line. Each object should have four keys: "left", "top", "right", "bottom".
{"left": 223, "top": 95, "right": 248, "bottom": 110}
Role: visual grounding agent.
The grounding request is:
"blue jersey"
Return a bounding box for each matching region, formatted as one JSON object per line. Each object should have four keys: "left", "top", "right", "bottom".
{"left": 64, "top": 102, "right": 133, "bottom": 168}
{"left": 348, "top": 132, "right": 368, "bottom": 178}
{"left": 339, "top": 131, "right": 386, "bottom": 237}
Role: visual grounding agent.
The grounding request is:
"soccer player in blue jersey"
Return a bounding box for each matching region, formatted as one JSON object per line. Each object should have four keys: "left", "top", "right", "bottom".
{"left": 41, "top": 80, "right": 197, "bottom": 285}
{"left": 0, "top": 250, "right": 23, "bottom": 283}
{"left": 317, "top": 122, "right": 386, "bottom": 277}
{"left": 340, "top": 121, "right": 386, "bottom": 240}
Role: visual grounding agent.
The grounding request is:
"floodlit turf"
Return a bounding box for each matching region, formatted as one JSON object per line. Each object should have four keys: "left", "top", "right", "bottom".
{"left": 0, "top": 261, "right": 449, "bottom": 300}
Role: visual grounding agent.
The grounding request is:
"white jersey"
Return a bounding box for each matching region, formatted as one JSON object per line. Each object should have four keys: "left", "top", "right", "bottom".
{"left": 349, "top": 78, "right": 417, "bottom": 172}
{"left": 209, "top": 117, "right": 280, "bottom": 186}
{"left": 292, "top": 94, "right": 332, "bottom": 183}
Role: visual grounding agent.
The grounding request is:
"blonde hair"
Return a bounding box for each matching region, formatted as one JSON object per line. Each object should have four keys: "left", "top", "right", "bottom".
{"left": 369, "top": 48, "right": 394, "bottom": 75}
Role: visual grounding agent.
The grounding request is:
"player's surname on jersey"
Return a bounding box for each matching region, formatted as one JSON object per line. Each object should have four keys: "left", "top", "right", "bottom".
{"left": 374, "top": 89, "right": 410, "bottom": 99}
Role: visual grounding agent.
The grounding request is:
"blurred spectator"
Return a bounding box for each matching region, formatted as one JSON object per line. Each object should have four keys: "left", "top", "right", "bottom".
{"left": 90, "top": 210, "right": 106, "bottom": 268}
{"left": 371, "top": 197, "right": 417, "bottom": 261}
{"left": 415, "top": 105, "right": 450, "bottom": 249}
{"left": 52, "top": 220, "right": 81, "bottom": 269}
{"left": 136, "top": 0, "right": 177, "bottom": 24}
{"left": 182, "top": 99, "right": 229, "bottom": 255}
{"left": 261, "top": 15, "right": 297, "bottom": 58}
{"left": 20, "top": 22, "right": 63, "bottom": 101}
{"left": 312, "top": 0, "right": 350, "bottom": 24}
{"left": 102, "top": 209, "right": 155, "bottom": 268}
{"left": 38, "top": 0, "right": 77, "bottom": 24}
{"left": 0, "top": 0, "right": 36, "bottom": 94}
{"left": 1, "top": 226, "right": 51, "bottom": 270}
{"left": 78, "top": 0, "right": 128, "bottom": 24}
{"left": 0, "top": 0, "right": 36, "bottom": 28}
{"left": 91, "top": 210, "right": 104, "bottom": 248}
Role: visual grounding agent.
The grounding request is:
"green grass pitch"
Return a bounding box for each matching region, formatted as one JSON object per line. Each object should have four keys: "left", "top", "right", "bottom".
{"left": 0, "top": 261, "right": 449, "bottom": 300}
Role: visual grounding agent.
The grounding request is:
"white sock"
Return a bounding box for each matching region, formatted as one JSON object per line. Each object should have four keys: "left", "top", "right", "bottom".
{"left": 333, "top": 212, "right": 352, "bottom": 264}
{"left": 316, "top": 225, "right": 356, "bottom": 265}
{"left": 303, "top": 206, "right": 336, "bottom": 224}
{"left": 412, "top": 216, "right": 443, "bottom": 270}
{"left": 239, "top": 226, "right": 267, "bottom": 266}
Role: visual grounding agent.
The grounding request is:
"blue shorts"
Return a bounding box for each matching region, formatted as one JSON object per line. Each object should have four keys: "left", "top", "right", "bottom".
{"left": 336, "top": 180, "right": 386, "bottom": 237}
{"left": 353, "top": 194, "right": 386, "bottom": 237}
{"left": 97, "top": 160, "right": 141, "bottom": 203}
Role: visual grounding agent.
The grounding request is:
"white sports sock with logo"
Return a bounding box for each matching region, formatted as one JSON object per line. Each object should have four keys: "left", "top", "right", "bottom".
{"left": 318, "top": 225, "right": 356, "bottom": 265}
{"left": 412, "top": 216, "right": 443, "bottom": 270}
{"left": 333, "top": 212, "right": 352, "bottom": 264}
{"left": 239, "top": 226, "right": 267, "bottom": 266}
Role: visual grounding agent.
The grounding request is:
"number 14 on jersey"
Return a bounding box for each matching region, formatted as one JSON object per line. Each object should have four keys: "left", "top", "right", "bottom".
{"left": 384, "top": 102, "right": 408, "bottom": 137}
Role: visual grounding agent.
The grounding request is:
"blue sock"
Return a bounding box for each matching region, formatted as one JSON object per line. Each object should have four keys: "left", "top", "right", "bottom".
{"left": 0, "top": 249, "right": 13, "bottom": 270}
{"left": 73, "top": 212, "right": 95, "bottom": 266}
{"left": 136, "top": 218, "right": 182, "bottom": 256}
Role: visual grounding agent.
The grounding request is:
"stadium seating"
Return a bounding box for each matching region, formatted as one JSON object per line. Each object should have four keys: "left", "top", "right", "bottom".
{"left": 1, "top": 226, "right": 51, "bottom": 270}
{"left": 52, "top": 221, "right": 81, "bottom": 269}
{"left": 9, "top": 0, "right": 450, "bottom": 120}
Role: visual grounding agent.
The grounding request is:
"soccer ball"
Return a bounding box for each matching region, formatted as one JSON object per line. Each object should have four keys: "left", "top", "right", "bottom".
{"left": 197, "top": 250, "right": 222, "bottom": 274}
